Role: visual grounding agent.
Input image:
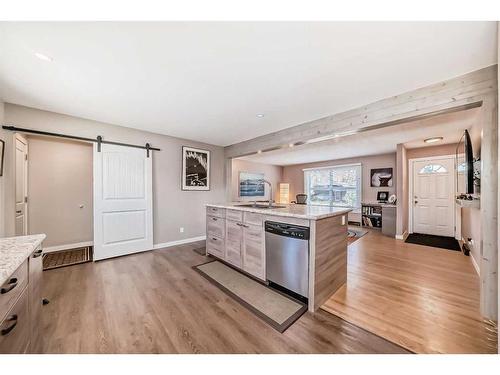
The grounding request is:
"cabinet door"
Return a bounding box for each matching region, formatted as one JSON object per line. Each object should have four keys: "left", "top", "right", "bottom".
{"left": 225, "top": 221, "right": 243, "bottom": 267}
{"left": 242, "top": 224, "right": 265, "bottom": 280}
{"left": 29, "top": 247, "right": 43, "bottom": 353}
{"left": 0, "top": 288, "right": 30, "bottom": 354}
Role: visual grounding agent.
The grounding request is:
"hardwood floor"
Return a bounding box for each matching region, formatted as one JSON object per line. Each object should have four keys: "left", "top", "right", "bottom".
{"left": 322, "top": 230, "right": 498, "bottom": 354}
{"left": 40, "top": 241, "right": 408, "bottom": 354}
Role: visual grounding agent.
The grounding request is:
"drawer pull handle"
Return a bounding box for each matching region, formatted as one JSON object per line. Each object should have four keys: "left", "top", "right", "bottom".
{"left": 1, "top": 314, "right": 18, "bottom": 336}
{"left": 33, "top": 249, "right": 43, "bottom": 258}
{"left": 212, "top": 217, "right": 217, "bottom": 221}
{"left": 1, "top": 278, "right": 18, "bottom": 294}
{"left": 16, "top": 210, "right": 22, "bottom": 214}
{"left": 212, "top": 237, "right": 218, "bottom": 241}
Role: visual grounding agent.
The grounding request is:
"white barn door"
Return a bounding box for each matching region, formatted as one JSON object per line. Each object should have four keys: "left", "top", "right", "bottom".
{"left": 93, "top": 143, "right": 153, "bottom": 261}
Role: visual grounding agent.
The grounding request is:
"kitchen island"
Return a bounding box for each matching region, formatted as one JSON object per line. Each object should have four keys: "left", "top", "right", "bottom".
{"left": 0, "top": 234, "right": 45, "bottom": 353}
{"left": 206, "top": 203, "right": 351, "bottom": 312}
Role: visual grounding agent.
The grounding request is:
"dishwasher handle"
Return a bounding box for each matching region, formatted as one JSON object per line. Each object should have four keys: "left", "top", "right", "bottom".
{"left": 265, "top": 221, "right": 310, "bottom": 240}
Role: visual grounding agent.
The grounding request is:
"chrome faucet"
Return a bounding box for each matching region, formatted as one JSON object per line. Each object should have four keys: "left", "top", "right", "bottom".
{"left": 258, "top": 179, "right": 273, "bottom": 208}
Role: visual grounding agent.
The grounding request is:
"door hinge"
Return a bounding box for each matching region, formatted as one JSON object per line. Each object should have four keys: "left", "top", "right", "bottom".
{"left": 24, "top": 196, "right": 28, "bottom": 203}
{"left": 25, "top": 154, "right": 28, "bottom": 161}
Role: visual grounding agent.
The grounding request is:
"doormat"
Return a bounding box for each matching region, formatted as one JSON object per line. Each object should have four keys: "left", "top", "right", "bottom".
{"left": 405, "top": 233, "right": 460, "bottom": 251}
{"left": 43, "top": 246, "right": 92, "bottom": 270}
{"left": 194, "top": 260, "right": 307, "bottom": 333}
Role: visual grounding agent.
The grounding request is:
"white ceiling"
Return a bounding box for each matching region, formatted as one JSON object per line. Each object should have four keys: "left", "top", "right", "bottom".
{"left": 239, "top": 108, "right": 480, "bottom": 165}
{"left": 0, "top": 22, "right": 497, "bottom": 146}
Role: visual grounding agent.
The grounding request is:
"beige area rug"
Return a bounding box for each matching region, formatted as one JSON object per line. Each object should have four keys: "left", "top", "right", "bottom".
{"left": 194, "top": 260, "right": 307, "bottom": 332}
{"left": 43, "top": 247, "right": 92, "bottom": 270}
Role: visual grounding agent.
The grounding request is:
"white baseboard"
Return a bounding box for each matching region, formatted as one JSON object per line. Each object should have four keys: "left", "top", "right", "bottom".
{"left": 470, "top": 253, "right": 480, "bottom": 276}
{"left": 153, "top": 236, "right": 206, "bottom": 250}
{"left": 43, "top": 241, "right": 94, "bottom": 253}
{"left": 395, "top": 231, "right": 409, "bottom": 241}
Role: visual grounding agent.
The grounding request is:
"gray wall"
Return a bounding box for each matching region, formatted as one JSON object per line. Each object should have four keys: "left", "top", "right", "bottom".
{"left": 1, "top": 103, "right": 226, "bottom": 245}
{"left": 231, "top": 159, "right": 283, "bottom": 202}
{"left": 282, "top": 153, "right": 397, "bottom": 204}
{"left": 27, "top": 135, "right": 93, "bottom": 247}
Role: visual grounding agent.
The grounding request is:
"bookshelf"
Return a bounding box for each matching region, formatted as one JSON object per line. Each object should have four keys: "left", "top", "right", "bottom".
{"left": 361, "top": 203, "right": 382, "bottom": 229}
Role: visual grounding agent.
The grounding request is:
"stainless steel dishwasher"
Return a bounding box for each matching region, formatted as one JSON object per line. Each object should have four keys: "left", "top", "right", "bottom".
{"left": 265, "top": 221, "right": 310, "bottom": 298}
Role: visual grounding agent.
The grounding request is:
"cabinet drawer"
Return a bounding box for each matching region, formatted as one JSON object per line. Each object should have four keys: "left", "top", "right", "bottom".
{"left": 206, "top": 236, "right": 225, "bottom": 259}
{"left": 0, "top": 287, "right": 30, "bottom": 354}
{"left": 244, "top": 212, "right": 263, "bottom": 226}
{"left": 207, "top": 216, "right": 225, "bottom": 238}
{"left": 226, "top": 209, "right": 243, "bottom": 222}
{"left": 0, "top": 259, "right": 28, "bottom": 322}
{"left": 206, "top": 206, "right": 225, "bottom": 219}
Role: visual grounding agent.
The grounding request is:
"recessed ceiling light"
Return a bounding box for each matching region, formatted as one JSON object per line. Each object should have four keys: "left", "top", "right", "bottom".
{"left": 256, "top": 114, "right": 265, "bottom": 118}
{"left": 289, "top": 143, "right": 294, "bottom": 148}
{"left": 424, "top": 137, "right": 443, "bottom": 143}
{"left": 34, "top": 52, "right": 53, "bottom": 62}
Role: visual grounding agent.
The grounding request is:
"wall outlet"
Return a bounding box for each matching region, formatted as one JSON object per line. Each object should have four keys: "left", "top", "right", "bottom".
{"left": 179, "top": 227, "right": 184, "bottom": 233}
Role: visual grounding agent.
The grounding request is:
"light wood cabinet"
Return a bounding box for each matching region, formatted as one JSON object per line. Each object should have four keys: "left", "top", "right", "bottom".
{"left": 225, "top": 220, "right": 243, "bottom": 267}
{"left": 206, "top": 207, "right": 266, "bottom": 281}
{"left": 242, "top": 224, "right": 265, "bottom": 280}
{"left": 0, "top": 244, "right": 44, "bottom": 354}
{"left": 0, "top": 287, "right": 30, "bottom": 354}
{"left": 29, "top": 248, "right": 43, "bottom": 353}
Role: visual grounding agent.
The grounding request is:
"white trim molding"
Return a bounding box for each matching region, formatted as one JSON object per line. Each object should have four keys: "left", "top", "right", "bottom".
{"left": 395, "top": 230, "right": 409, "bottom": 241}
{"left": 408, "top": 154, "right": 457, "bottom": 237}
{"left": 153, "top": 236, "right": 206, "bottom": 250}
{"left": 43, "top": 241, "right": 93, "bottom": 253}
{"left": 470, "top": 252, "right": 481, "bottom": 276}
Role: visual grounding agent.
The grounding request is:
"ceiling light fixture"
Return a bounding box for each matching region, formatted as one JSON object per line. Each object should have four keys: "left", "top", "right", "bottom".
{"left": 424, "top": 137, "right": 443, "bottom": 144}
{"left": 289, "top": 143, "right": 294, "bottom": 148}
{"left": 257, "top": 150, "right": 262, "bottom": 154}
{"left": 256, "top": 114, "right": 265, "bottom": 118}
{"left": 34, "top": 52, "right": 53, "bottom": 62}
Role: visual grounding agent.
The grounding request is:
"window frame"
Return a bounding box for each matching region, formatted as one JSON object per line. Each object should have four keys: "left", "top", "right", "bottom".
{"left": 303, "top": 163, "right": 362, "bottom": 208}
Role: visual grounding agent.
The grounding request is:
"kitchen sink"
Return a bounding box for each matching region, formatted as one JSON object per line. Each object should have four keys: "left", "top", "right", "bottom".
{"left": 237, "top": 204, "right": 286, "bottom": 209}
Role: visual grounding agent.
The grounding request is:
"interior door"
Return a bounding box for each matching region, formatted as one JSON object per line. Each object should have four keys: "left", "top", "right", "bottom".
{"left": 15, "top": 135, "right": 28, "bottom": 236}
{"left": 412, "top": 158, "right": 455, "bottom": 237}
{"left": 93, "top": 143, "right": 153, "bottom": 260}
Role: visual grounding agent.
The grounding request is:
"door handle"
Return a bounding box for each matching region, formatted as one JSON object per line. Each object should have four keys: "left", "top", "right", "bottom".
{"left": 1, "top": 314, "right": 18, "bottom": 336}
{"left": 1, "top": 278, "right": 18, "bottom": 294}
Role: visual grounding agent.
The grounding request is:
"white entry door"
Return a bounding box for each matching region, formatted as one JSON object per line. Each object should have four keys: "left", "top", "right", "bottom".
{"left": 93, "top": 143, "right": 153, "bottom": 261}
{"left": 15, "top": 134, "right": 28, "bottom": 236}
{"left": 412, "top": 157, "right": 455, "bottom": 237}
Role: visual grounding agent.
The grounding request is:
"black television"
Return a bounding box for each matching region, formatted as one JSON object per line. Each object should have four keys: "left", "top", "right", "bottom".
{"left": 456, "top": 129, "right": 474, "bottom": 195}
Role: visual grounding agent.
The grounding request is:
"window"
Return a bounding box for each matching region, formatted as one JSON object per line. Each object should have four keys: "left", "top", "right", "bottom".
{"left": 304, "top": 164, "right": 362, "bottom": 208}
{"left": 419, "top": 164, "right": 447, "bottom": 174}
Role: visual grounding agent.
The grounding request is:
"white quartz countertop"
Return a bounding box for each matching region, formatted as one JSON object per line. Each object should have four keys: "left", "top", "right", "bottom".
{"left": 206, "top": 203, "right": 352, "bottom": 220}
{"left": 0, "top": 234, "right": 46, "bottom": 286}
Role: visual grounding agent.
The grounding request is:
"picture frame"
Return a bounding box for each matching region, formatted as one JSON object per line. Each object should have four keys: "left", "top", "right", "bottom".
{"left": 0, "top": 139, "right": 5, "bottom": 177}
{"left": 182, "top": 146, "right": 210, "bottom": 191}
{"left": 377, "top": 191, "right": 389, "bottom": 203}
{"left": 239, "top": 171, "right": 265, "bottom": 197}
{"left": 370, "top": 167, "right": 393, "bottom": 187}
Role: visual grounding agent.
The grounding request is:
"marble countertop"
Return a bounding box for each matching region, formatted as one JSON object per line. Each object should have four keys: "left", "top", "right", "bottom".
{"left": 206, "top": 203, "right": 352, "bottom": 220}
{"left": 0, "top": 234, "right": 46, "bottom": 286}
